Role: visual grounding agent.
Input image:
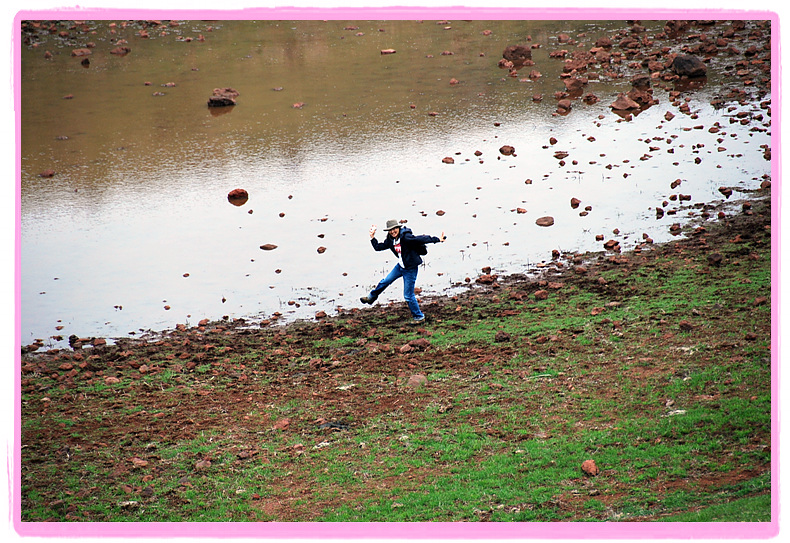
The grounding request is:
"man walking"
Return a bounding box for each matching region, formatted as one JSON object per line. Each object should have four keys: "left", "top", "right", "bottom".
{"left": 361, "top": 219, "right": 446, "bottom": 325}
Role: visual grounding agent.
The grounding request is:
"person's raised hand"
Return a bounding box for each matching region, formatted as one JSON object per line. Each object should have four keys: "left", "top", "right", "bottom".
{"left": 369, "top": 225, "right": 377, "bottom": 239}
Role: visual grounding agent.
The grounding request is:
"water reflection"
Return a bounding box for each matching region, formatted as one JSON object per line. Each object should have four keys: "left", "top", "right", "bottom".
{"left": 19, "top": 19, "right": 772, "bottom": 347}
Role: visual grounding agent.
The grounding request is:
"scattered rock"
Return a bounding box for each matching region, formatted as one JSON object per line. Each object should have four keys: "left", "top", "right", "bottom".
{"left": 535, "top": 216, "right": 555, "bottom": 227}
{"left": 272, "top": 418, "right": 290, "bottom": 431}
{"left": 611, "top": 92, "right": 641, "bottom": 111}
{"left": 227, "top": 188, "right": 249, "bottom": 205}
{"left": 407, "top": 374, "right": 428, "bottom": 388}
{"left": 671, "top": 54, "right": 707, "bottom": 78}
{"left": 502, "top": 44, "right": 532, "bottom": 65}
{"left": 581, "top": 459, "right": 599, "bottom": 476}
{"left": 718, "top": 187, "right": 733, "bottom": 198}
{"left": 208, "top": 87, "right": 238, "bottom": 107}
{"left": 260, "top": 244, "right": 278, "bottom": 251}
{"left": 556, "top": 99, "right": 572, "bottom": 113}
{"left": 110, "top": 46, "right": 131, "bottom": 56}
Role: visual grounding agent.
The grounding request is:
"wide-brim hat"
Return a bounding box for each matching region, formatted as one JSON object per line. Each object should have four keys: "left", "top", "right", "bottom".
{"left": 384, "top": 219, "right": 401, "bottom": 231}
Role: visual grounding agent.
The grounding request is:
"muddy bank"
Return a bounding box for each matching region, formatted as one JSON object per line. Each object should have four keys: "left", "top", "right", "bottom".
{"left": 21, "top": 187, "right": 771, "bottom": 359}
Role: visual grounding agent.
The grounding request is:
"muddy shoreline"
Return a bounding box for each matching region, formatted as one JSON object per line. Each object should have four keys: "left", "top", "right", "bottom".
{"left": 21, "top": 188, "right": 771, "bottom": 356}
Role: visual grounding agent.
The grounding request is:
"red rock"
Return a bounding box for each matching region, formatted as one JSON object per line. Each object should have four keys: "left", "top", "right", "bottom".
{"left": 227, "top": 188, "right": 248, "bottom": 204}
{"left": 442, "top": 157, "right": 454, "bottom": 164}
{"left": 534, "top": 290, "right": 548, "bottom": 300}
{"left": 499, "top": 145, "right": 516, "bottom": 156}
{"left": 260, "top": 244, "right": 278, "bottom": 251}
{"left": 39, "top": 169, "right": 56, "bottom": 178}
{"left": 407, "top": 374, "right": 428, "bottom": 388}
{"left": 317, "top": 246, "right": 327, "bottom": 254}
{"left": 611, "top": 93, "right": 640, "bottom": 110}
{"left": 272, "top": 418, "right": 290, "bottom": 431}
{"left": 535, "top": 216, "right": 554, "bottom": 227}
{"left": 556, "top": 99, "right": 572, "bottom": 112}
{"left": 408, "top": 338, "right": 431, "bottom": 350}
{"left": 581, "top": 459, "right": 599, "bottom": 476}
{"left": 502, "top": 44, "right": 532, "bottom": 64}
{"left": 380, "top": 49, "right": 396, "bottom": 54}
{"left": 570, "top": 197, "right": 581, "bottom": 209}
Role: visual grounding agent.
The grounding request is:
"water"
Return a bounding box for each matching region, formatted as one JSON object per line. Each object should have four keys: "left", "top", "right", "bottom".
{"left": 19, "top": 19, "right": 772, "bottom": 347}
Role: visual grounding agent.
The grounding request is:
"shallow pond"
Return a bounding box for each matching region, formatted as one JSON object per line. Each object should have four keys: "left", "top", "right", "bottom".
{"left": 19, "top": 18, "right": 772, "bottom": 347}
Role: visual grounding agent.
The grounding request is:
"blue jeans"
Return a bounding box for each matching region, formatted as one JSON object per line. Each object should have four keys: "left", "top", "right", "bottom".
{"left": 369, "top": 264, "right": 424, "bottom": 319}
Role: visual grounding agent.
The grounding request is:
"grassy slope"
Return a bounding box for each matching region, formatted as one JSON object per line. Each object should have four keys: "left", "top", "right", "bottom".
{"left": 19, "top": 196, "right": 772, "bottom": 524}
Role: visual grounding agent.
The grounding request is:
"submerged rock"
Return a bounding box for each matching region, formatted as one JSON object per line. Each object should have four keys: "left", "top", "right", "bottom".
{"left": 208, "top": 87, "right": 239, "bottom": 107}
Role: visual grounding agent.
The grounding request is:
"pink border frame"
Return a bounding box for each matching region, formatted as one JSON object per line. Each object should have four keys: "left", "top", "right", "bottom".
{"left": 11, "top": 5, "right": 780, "bottom": 540}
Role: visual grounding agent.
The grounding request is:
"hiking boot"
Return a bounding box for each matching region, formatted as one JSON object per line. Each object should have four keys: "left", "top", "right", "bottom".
{"left": 409, "top": 316, "right": 426, "bottom": 326}
{"left": 360, "top": 296, "right": 374, "bottom": 304}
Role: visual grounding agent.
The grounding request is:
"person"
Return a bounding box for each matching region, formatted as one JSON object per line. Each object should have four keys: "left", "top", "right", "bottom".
{"left": 360, "top": 219, "right": 446, "bottom": 325}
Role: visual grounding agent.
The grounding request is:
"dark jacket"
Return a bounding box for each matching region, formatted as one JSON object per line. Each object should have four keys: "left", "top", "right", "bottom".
{"left": 371, "top": 227, "right": 440, "bottom": 268}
